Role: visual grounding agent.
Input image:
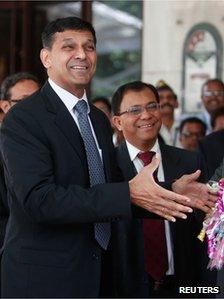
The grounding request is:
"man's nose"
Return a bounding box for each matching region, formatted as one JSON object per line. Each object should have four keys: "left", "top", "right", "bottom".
{"left": 139, "top": 107, "right": 153, "bottom": 118}
{"left": 75, "top": 46, "right": 86, "bottom": 59}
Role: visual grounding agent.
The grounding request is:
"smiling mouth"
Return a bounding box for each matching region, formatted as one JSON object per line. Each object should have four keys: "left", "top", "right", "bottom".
{"left": 138, "top": 124, "right": 154, "bottom": 128}
{"left": 70, "top": 66, "right": 88, "bottom": 70}
{"left": 161, "top": 103, "right": 173, "bottom": 109}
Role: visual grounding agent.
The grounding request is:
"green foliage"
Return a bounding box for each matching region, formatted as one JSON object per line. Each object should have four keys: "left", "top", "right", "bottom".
{"left": 101, "top": 0, "right": 142, "bottom": 18}
{"left": 96, "top": 51, "right": 140, "bottom": 78}
{"left": 92, "top": 0, "right": 142, "bottom": 98}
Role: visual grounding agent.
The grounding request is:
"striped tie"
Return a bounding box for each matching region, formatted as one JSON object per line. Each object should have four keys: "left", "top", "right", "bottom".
{"left": 75, "top": 99, "right": 111, "bottom": 250}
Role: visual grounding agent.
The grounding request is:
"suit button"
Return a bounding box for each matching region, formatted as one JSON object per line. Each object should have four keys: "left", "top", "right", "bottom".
{"left": 92, "top": 253, "right": 99, "bottom": 260}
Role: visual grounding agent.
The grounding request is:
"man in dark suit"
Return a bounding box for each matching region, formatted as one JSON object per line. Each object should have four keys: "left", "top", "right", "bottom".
{"left": 199, "top": 129, "right": 224, "bottom": 179}
{"left": 111, "top": 81, "right": 211, "bottom": 297}
{"left": 0, "top": 17, "right": 203, "bottom": 298}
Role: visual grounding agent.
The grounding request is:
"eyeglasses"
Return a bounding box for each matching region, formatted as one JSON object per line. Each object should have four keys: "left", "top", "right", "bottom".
{"left": 181, "top": 131, "right": 204, "bottom": 139}
{"left": 118, "top": 102, "right": 160, "bottom": 116}
{"left": 203, "top": 91, "right": 224, "bottom": 97}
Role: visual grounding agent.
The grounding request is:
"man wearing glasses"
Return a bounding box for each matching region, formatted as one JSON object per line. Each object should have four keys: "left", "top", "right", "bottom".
{"left": 179, "top": 117, "right": 206, "bottom": 151}
{"left": 111, "top": 81, "right": 210, "bottom": 298}
{"left": 199, "top": 78, "right": 224, "bottom": 134}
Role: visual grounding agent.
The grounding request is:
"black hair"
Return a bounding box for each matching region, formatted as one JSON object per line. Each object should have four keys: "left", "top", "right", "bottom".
{"left": 179, "top": 117, "right": 207, "bottom": 134}
{"left": 1, "top": 72, "right": 40, "bottom": 100}
{"left": 111, "top": 81, "right": 159, "bottom": 116}
{"left": 156, "top": 85, "right": 177, "bottom": 100}
{"left": 42, "top": 16, "right": 96, "bottom": 49}
{"left": 92, "top": 96, "right": 111, "bottom": 112}
{"left": 211, "top": 107, "right": 224, "bottom": 128}
{"left": 201, "top": 78, "right": 224, "bottom": 94}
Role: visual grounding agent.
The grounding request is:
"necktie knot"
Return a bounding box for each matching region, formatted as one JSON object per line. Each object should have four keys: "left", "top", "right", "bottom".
{"left": 137, "top": 151, "right": 155, "bottom": 166}
{"left": 75, "top": 99, "right": 88, "bottom": 114}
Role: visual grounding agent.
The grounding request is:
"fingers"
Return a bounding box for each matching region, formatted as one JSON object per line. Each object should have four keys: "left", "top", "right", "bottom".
{"left": 148, "top": 193, "right": 193, "bottom": 218}
{"left": 189, "top": 196, "right": 214, "bottom": 213}
{"left": 189, "top": 169, "right": 201, "bottom": 180}
{"left": 205, "top": 199, "right": 216, "bottom": 208}
{"left": 181, "top": 170, "right": 201, "bottom": 184}
{"left": 151, "top": 204, "right": 189, "bottom": 222}
{"left": 144, "top": 155, "right": 160, "bottom": 175}
{"left": 208, "top": 192, "right": 218, "bottom": 203}
{"left": 151, "top": 209, "right": 176, "bottom": 222}
{"left": 194, "top": 204, "right": 211, "bottom": 214}
{"left": 159, "top": 186, "right": 192, "bottom": 207}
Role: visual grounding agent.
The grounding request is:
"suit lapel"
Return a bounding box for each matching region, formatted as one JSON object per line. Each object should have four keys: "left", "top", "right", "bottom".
{"left": 160, "top": 142, "right": 181, "bottom": 181}
{"left": 41, "top": 82, "right": 87, "bottom": 171}
{"left": 159, "top": 142, "right": 181, "bottom": 239}
{"left": 116, "top": 142, "right": 137, "bottom": 181}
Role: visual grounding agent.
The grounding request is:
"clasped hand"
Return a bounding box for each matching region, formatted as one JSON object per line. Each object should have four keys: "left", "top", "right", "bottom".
{"left": 129, "top": 155, "right": 216, "bottom": 222}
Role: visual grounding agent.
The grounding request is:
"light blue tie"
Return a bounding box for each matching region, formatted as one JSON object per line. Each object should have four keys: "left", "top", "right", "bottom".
{"left": 75, "top": 99, "right": 111, "bottom": 250}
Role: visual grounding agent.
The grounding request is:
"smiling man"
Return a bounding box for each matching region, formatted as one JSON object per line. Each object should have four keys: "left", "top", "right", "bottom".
{"left": 199, "top": 79, "right": 224, "bottom": 133}
{"left": 156, "top": 80, "right": 179, "bottom": 146}
{"left": 0, "top": 18, "right": 214, "bottom": 298}
{"left": 111, "top": 81, "right": 209, "bottom": 298}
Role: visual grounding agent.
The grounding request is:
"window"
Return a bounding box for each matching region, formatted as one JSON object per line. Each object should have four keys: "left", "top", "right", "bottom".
{"left": 182, "top": 23, "right": 223, "bottom": 112}
{"left": 92, "top": 0, "right": 142, "bottom": 98}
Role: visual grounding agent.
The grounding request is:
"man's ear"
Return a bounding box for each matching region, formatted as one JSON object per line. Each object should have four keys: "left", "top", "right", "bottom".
{"left": 174, "top": 98, "right": 179, "bottom": 109}
{"left": 179, "top": 133, "right": 183, "bottom": 143}
{"left": 0, "top": 101, "right": 11, "bottom": 114}
{"left": 40, "top": 48, "right": 51, "bottom": 69}
{"left": 112, "top": 115, "right": 123, "bottom": 132}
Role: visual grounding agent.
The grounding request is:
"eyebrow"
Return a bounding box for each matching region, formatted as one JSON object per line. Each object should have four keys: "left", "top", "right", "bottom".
{"left": 62, "top": 38, "right": 74, "bottom": 42}
{"left": 62, "top": 38, "right": 94, "bottom": 43}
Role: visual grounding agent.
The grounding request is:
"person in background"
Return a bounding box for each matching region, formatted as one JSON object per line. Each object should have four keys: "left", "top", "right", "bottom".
{"left": 156, "top": 80, "right": 179, "bottom": 146}
{"left": 111, "top": 81, "right": 212, "bottom": 298}
{"left": 0, "top": 71, "right": 40, "bottom": 223}
{"left": 92, "top": 96, "right": 124, "bottom": 146}
{"left": 211, "top": 107, "right": 224, "bottom": 132}
{"left": 92, "top": 96, "right": 112, "bottom": 121}
{"left": 199, "top": 129, "right": 224, "bottom": 180}
{"left": 179, "top": 117, "right": 206, "bottom": 151}
{"left": 0, "top": 72, "right": 40, "bottom": 115}
{"left": 198, "top": 78, "right": 224, "bottom": 134}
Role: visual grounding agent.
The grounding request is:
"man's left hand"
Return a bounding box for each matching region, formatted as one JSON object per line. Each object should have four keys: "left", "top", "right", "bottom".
{"left": 172, "top": 170, "right": 217, "bottom": 213}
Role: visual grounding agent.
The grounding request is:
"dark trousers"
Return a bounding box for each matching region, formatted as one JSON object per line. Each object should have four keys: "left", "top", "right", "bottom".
{"left": 147, "top": 274, "right": 178, "bottom": 298}
{"left": 99, "top": 249, "right": 116, "bottom": 298}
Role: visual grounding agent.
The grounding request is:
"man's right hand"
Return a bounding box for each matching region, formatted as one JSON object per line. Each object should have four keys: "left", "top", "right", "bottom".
{"left": 129, "top": 155, "right": 193, "bottom": 222}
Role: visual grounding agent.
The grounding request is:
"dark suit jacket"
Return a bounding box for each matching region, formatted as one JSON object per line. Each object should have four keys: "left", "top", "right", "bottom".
{"left": 0, "top": 153, "right": 8, "bottom": 251}
{"left": 211, "top": 158, "right": 224, "bottom": 181}
{"left": 199, "top": 129, "right": 224, "bottom": 179}
{"left": 111, "top": 141, "right": 209, "bottom": 297}
{"left": 0, "top": 82, "right": 132, "bottom": 298}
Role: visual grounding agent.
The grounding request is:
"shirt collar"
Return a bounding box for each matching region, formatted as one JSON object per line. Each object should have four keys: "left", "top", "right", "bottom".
{"left": 48, "top": 78, "right": 90, "bottom": 114}
{"left": 125, "top": 139, "right": 160, "bottom": 162}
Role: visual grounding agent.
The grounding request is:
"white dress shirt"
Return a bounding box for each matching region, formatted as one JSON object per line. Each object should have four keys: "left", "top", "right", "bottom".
{"left": 125, "top": 139, "right": 174, "bottom": 275}
{"left": 48, "top": 78, "right": 102, "bottom": 158}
